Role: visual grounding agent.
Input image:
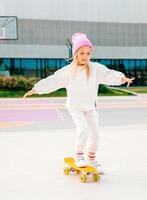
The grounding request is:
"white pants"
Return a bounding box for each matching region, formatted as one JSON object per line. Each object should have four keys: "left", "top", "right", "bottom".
{"left": 69, "top": 109, "right": 99, "bottom": 154}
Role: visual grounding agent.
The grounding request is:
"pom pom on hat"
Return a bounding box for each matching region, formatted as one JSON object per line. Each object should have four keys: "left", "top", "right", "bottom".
{"left": 72, "top": 32, "right": 93, "bottom": 55}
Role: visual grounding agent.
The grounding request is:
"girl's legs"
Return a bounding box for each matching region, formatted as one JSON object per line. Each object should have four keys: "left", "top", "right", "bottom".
{"left": 70, "top": 110, "right": 89, "bottom": 155}
{"left": 69, "top": 109, "right": 104, "bottom": 172}
{"left": 69, "top": 110, "right": 89, "bottom": 167}
{"left": 84, "top": 109, "right": 104, "bottom": 173}
{"left": 84, "top": 109, "right": 99, "bottom": 161}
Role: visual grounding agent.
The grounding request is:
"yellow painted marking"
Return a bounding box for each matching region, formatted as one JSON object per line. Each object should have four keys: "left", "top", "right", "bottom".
{"left": 0, "top": 121, "right": 34, "bottom": 128}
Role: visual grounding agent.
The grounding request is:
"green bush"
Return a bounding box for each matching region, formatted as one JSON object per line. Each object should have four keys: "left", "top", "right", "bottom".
{"left": 98, "top": 84, "right": 111, "bottom": 94}
{"left": 0, "top": 76, "right": 39, "bottom": 90}
{"left": 0, "top": 76, "right": 135, "bottom": 97}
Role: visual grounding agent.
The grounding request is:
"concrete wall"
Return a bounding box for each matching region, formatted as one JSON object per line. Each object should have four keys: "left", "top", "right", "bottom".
{"left": 1, "top": 0, "right": 147, "bottom": 59}
{"left": 1, "top": 19, "right": 147, "bottom": 59}
{"left": 3, "top": 0, "right": 147, "bottom": 23}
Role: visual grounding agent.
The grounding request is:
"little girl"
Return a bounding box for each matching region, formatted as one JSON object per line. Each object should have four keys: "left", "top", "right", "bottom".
{"left": 23, "top": 33, "right": 134, "bottom": 173}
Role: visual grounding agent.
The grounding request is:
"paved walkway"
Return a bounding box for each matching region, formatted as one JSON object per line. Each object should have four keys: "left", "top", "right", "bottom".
{"left": 0, "top": 94, "right": 147, "bottom": 130}
{"left": 0, "top": 95, "right": 147, "bottom": 200}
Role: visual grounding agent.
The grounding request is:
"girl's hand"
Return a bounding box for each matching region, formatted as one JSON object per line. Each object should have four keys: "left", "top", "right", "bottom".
{"left": 23, "top": 88, "right": 36, "bottom": 98}
{"left": 121, "top": 77, "right": 135, "bottom": 87}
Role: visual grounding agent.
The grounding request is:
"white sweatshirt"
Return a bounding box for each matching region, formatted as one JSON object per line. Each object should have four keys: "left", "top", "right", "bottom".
{"left": 34, "top": 62, "right": 125, "bottom": 111}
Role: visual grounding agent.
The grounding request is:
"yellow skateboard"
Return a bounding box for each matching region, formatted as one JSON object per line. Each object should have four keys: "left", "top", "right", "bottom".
{"left": 63, "top": 157, "right": 100, "bottom": 183}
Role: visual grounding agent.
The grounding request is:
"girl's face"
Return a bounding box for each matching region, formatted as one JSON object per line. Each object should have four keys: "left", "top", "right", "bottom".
{"left": 76, "top": 46, "right": 92, "bottom": 66}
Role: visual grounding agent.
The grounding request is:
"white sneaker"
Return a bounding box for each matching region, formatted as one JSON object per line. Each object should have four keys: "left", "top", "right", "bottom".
{"left": 88, "top": 160, "right": 104, "bottom": 174}
{"left": 75, "top": 157, "right": 87, "bottom": 167}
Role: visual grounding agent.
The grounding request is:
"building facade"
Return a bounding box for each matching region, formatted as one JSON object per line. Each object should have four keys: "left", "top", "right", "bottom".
{"left": 0, "top": 0, "right": 147, "bottom": 85}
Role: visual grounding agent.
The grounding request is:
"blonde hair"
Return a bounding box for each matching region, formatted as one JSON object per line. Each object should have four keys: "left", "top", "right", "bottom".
{"left": 69, "top": 50, "right": 91, "bottom": 80}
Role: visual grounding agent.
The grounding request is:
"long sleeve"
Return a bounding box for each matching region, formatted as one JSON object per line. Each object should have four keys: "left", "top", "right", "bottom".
{"left": 33, "top": 65, "right": 69, "bottom": 94}
{"left": 96, "top": 63, "right": 125, "bottom": 86}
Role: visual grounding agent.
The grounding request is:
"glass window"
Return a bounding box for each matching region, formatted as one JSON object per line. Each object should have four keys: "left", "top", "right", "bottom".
{"left": 21, "top": 59, "right": 36, "bottom": 69}
{"left": 36, "top": 59, "right": 41, "bottom": 70}
{"left": 136, "top": 59, "right": 147, "bottom": 69}
{"left": 3, "top": 58, "right": 10, "bottom": 69}
{"left": 91, "top": 59, "right": 100, "bottom": 63}
{"left": 110, "top": 60, "right": 115, "bottom": 66}
{"left": 47, "top": 59, "right": 56, "bottom": 69}
{"left": 141, "top": 60, "right": 146, "bottom": 68}
{"left": 128, "top": 60, "right": 135, "bottom": 70}
{"left": 122, "top": 60, "right": 129, "bottom": 70}
{"left": 136, "top": 60, "right": 140, "bottom": 68}
{"left": 56, "top": 59, "right": 61, "bottom": 69}
{"left": 99, "top": 59, "right": 109, "bottom": 65}
{"left": 104, "top": 59, "right": 111, "bottom": 65}
{"left": 61, "top": 59, "right": 68, "bottom": 67}
{"left": 14, "top": 59, "right": 21, "bottom": 68}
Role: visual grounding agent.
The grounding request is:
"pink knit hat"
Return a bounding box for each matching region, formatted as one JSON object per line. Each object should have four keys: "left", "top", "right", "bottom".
{"left": 72, "top": 33, "right": 93, "bottom": 55}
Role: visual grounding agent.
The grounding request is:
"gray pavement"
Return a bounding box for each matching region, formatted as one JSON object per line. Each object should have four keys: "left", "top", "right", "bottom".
{"left": 0, "top": 95, "right": 147, "bottom": 200}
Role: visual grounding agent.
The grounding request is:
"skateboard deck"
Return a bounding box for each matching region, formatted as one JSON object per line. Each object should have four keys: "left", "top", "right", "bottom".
{"left": 63, "top": 157, "right": 100, "bottom": 183}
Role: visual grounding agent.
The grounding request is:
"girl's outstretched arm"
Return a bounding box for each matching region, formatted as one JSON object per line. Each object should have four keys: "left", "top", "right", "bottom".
{"left": 96, "top": 63, "right": 135, "bottom": 86}
{"left": 121, "top": 77, "right": 135, "bottom": 87}
{"left": 23, "top": 88, "right": 36, "bottom": 98}
{"left": 23, "top": 65, "right": 69, "bottom": 98}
